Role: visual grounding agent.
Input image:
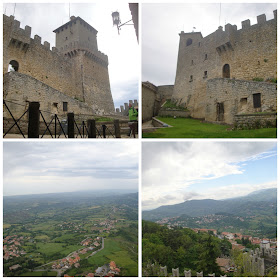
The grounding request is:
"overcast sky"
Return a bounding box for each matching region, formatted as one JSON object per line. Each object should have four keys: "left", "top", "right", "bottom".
{"left": 4, "top": 142, "right": 138, "bottom": 196}
{"left": 142, "top": 3, "right": 277, "bottom": 86}
{"left": 142, "top": 142, "right": 277, "bottom": 210}
{"left": 4, "top": 2, "right": 139, "bottom": 109}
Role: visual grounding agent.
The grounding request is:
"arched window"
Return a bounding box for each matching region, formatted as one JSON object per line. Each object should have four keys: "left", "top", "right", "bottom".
{"left": 8, "top": 60, "right": 19, "bottom": 72}
{"left": 186, "top": 38, "right": 192, "bottom": 46}
{"left": 223, "top": 64, "right": 230, "bottom": 78}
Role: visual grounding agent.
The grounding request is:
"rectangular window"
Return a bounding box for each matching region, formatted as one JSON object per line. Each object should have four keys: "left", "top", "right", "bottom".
{"left": 204, "top": 71, "right": 208, "bottom": 77}
{"left": 63, "top": 102, "right": 68, "bottom": 112}
{"left": 253, "top": 93, "right": 261, "bottom": 108}
{"left": 189, "top": 75, "right": 193, "bottom": 82}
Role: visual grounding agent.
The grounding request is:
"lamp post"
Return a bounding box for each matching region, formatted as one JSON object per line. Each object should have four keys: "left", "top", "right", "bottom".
{"left": 111, "top": 11, "right": 133, "bottom": 35}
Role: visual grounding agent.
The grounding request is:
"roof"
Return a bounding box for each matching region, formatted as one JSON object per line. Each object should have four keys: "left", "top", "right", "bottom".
{"left": 216, "top": 258, "right": 230, "bottom": 268}
{"left": 53, "top": 16, "right": 97, "bottom": 34}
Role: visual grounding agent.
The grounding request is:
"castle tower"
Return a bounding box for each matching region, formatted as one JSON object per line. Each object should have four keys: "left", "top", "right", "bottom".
{"left": 53, "top": 16, "right": 115, "bottom": 115}
{"left": 3, "top": 14, "right": 115, "bottom": 116}
{"left": 53, "top": 16, "right": 98, "bottom": 53}
{"left": 172, "top": 10, "right": 277, "bottom": 122}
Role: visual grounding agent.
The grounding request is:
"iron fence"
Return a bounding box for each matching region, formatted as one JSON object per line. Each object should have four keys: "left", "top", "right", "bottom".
{"left": 3, "top": 101, "right": 123, "bottom": 138}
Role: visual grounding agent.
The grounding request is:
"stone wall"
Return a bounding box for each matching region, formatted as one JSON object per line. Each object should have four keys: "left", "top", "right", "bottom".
{"left": 4, "top": 72, "right": 94, "bottom": 121}
{"left": 234, "top": 113, "right": 276, "bottom": 129}
{"left": 205, "top": 78, "right": 277, "bottom": 124}
{"left": 3, "top": 14, "right": 115, "bottom": 115}
{"left": 172, "top": 10, "right": 277, "bottom": 119}
{"left": 158, "top": 109, "right": 190, "bottom": 118}
{"left": 142, "top": 82, "right": 160, "bottom": 122}
{"left": 157, "top": 85, "right": 174, "bottom": 100}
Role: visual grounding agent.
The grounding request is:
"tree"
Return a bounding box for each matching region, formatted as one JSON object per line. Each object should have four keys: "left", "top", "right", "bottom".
{"left": 196, "top": 235, "right": 222, "bottom": 276}
{"left": 220, "top": 238, "right": 232, "bottom": 256}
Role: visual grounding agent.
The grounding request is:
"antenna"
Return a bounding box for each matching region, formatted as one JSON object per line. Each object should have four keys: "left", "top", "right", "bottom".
{"left": 13, "top": 3, "right": 16, "bottom": 17}
{"left": 219, "top": 3, "right": 221, "bottom": 26}
{"left": 69, "top": 3, "right": 70, "bottom": 20}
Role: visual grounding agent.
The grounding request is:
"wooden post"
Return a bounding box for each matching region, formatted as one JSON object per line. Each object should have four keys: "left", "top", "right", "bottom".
{"left": 87, "top": 119, "right": 96, "bottom": 138}
{"left": 67, "top": 113, "right": 74, "bottom": 138}
{"left": 102, "top": 124, "right": 106, "bottom": 138}
{"left": 114, "top": 119, "right": 121, "bottom": 138}
{"left": 28, "top": 102, "right": 40, "bottom": 138}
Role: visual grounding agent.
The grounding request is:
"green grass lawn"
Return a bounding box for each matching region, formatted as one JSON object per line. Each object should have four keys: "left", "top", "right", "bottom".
{"left": 143, "top": 117, "right": 276, "bottom": 138}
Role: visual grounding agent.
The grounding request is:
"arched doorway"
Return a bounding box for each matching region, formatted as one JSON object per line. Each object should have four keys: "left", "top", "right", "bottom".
{"left": 8, "top": 60, "right": 19, "bottom": 72}
{"left": 222, "top": 64, "right": 230, "bottom": 78}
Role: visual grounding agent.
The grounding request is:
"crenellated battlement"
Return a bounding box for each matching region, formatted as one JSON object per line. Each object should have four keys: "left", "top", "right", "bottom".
{"left": 180, "top": 10, "right": 277, "bottom": 38}
{"left": 3, "top": 13, "right": 109, "bottom": 66}
{"left": 3, "top": 14, "right": 55, "bottom": 54}
{"left": 61, "top": 41, "right": 109, "bottom": 67}
{"left": 115, "top": 99, "right": 138, "bottom": 115}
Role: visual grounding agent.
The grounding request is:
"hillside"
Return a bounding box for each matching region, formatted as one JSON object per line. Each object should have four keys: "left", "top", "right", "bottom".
{"left": 143, "top": 188, "right": 276, "bottom": 220}
{"left": 142, "top": 188, "right": 276, "bottom": 238}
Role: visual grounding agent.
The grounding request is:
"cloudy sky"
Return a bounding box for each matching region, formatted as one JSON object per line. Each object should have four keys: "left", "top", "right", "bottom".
{"left": 142, "top": 3, "right": 277, "bottom": 86}
{"left": 4, "top": 2, "right": 139, "bottom": 109}
{"left": 142, "top": 142, "right": 277, "bottom": 210}
{"left": 4, "top": 142, "right": 138, "bottom": 196}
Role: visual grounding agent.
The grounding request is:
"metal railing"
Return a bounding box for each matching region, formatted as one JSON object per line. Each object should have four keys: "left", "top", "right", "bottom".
{"left": 3, "top": 101, "right": 122, "bottom": 138}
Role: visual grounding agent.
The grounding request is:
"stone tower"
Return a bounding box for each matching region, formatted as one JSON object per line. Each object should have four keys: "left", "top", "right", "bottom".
{"left": 53, "top": 16, "right": 115, "bottom": 115}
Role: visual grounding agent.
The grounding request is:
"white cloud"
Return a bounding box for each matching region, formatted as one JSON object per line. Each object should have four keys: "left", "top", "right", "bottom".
{"left": 142, "top": 142, "right": 276, "bottom": 210}
{"left": 4, "top": 142, "right": 139, "bottom": 196}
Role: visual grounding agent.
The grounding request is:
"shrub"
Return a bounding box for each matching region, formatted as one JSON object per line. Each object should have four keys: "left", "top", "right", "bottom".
{"left": 163, "top": 100, "right": 188, "bottom": 111}
{"left": 252, "top": 77, "right": 264, "bottom": 82}
{"left": 265, "top": 120, "right": 272, "bottom": 128}
{"left": 265, "top": 78, "right": 277, "bottom": 83}
{"left": 254, "top": 120, "right": 261, "bottom": 129}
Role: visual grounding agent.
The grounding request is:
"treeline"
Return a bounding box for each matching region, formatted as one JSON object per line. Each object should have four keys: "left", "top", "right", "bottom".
{"left": 142, "top": 220, "right": 232, "bottom": 276}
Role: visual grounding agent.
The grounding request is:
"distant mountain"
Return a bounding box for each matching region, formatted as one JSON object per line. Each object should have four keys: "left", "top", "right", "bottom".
{"left": 225, "top": 188, "right": 276, "bottom": 203}
{"left": 143, "top": 188, "right": 276, "bottom": 221}
{"left": 4, "top": 191, "right": 138, "bottom": 215}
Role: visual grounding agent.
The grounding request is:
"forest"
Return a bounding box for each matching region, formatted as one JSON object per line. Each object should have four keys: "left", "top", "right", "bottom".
{"left": 142, "top": 220, "right": 232, "bottom": 277}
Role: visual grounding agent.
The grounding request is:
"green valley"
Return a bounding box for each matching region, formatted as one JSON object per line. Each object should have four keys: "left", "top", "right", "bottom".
{"left": 3, "top": 191, "right": 138, "bottom": 277}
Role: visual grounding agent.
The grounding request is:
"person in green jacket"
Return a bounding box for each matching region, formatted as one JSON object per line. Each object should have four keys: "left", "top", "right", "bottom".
{"left": 129, "top": 104, "right": 138, "bottom": 121}
{"left": 128, "top": 104, "right": 138, "bottom": 137}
